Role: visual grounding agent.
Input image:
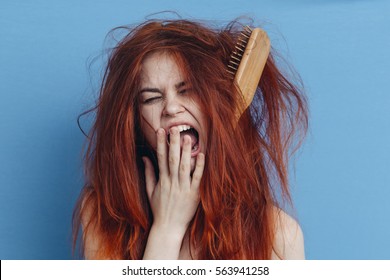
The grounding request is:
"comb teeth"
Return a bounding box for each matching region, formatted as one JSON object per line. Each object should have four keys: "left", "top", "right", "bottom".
{"left": 227, "top": 26, "right": 253, "bottom": 76}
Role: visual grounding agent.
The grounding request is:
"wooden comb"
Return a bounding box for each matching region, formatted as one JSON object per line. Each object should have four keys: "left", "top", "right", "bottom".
{"left": 227, "top": 26, "right": 271, "bottom": 120}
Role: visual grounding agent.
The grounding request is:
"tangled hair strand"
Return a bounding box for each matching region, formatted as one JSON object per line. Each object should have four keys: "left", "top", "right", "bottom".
{"left": 73, "top": 18, "right": 308, "bottom": 259}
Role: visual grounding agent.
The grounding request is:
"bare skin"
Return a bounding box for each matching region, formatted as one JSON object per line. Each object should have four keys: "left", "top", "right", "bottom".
{"left": 82, "top": 204, "right": 305, "bottom": 259}
{"left": 142, "top": 130, "right": 205, "bottom": 259}
{"left": 81, "top": 52, "right": 305, "bottom": 260}
{"left": 139, "top": 52, "right": 207, "bottom": 259}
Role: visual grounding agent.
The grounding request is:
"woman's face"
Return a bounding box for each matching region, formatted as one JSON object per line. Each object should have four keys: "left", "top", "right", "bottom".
{"left": 139, "top": 52, "right": 207, "bottom": 172}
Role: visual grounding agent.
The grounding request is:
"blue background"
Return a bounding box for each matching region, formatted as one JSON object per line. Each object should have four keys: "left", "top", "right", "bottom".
{"left": 1, "top": 0, "right": 389, "bottom": 259}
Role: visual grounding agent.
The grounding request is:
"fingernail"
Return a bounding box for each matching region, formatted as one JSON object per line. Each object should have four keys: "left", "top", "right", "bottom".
{"left": 170, "top": 127, "right": 179, "bottom": 135}
{"left": 157, "top": 128, "right": 165, "bottom": 136}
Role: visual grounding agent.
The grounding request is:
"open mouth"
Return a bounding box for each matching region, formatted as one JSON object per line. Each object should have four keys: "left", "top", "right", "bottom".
{"left": 167, "top": 125, "right": 200, "bottom": 153}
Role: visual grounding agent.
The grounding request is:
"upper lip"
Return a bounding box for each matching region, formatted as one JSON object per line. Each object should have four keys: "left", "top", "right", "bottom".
{"left": 164, "top": 121, "right": 197, "bottom": 134}
{"left": 163, "top": 121, "right": 201, "bottom": 156}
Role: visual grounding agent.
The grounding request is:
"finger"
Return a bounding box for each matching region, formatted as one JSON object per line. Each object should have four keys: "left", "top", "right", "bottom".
{"left": 191, "top": 153, "right": 205, "bottom": 190}
{"left": 179, "top": 135, "right": 192, "bottom": 184}
{"left": 156, "top": 128, "right": 169, "bottom": 179}
{"left": 168, "top": 127, "right": 180, "bottom": 178}
{"left": 143, "top": 157, "right": 156, "bottom": 202}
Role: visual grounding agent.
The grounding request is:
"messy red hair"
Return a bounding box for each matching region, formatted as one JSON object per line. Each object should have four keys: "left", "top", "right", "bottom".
{"left": 73, "top": 19, "right": 308, "bottom": 259}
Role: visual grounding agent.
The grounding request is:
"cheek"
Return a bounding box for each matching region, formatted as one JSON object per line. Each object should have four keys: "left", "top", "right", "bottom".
{"left": 140, "top": 109, "right": 159, "bottom": 150}
{"left": 142, "top": 127, "right": 157, "bottom": 150}
{"left": 196, "top": 111, "right": 208, "bottom": 152}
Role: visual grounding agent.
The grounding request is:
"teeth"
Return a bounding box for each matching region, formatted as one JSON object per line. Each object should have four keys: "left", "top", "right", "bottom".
{"left": 168, "top": 125, "right": 192, "bottom": 134}
{"left": 179, "top": 125, "right": 191, "bottom": 133}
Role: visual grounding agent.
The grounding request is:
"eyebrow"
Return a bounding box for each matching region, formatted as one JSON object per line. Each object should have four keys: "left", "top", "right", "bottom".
{"left": 139, "top": 81, "right": 186, "bottom": 94}
{"left": 138, "top": 87, "right": 162, "bottom": 94}
{"left": 175, "top": 81, "right": 186, "bottom": 89}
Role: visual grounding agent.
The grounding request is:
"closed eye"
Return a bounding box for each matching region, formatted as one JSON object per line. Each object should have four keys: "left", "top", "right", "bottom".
{"left": 178, "top": 88, "right": 192, "bottom": 95}
{"left": 176, "top": 81, "right": 192, "bottom": 96}
{"left": 139, "top": 87, "right": 163, "bottom": 104}
{"left": 143, "top": 96, "right": 162, "bottom": 104}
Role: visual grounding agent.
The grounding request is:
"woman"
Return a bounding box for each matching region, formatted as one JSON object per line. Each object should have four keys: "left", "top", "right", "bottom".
{"left": 73, "top": 18, "right": 308, "bottom": 259}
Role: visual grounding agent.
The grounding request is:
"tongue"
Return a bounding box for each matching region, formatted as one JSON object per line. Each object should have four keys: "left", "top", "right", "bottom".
{"left": 180, "top": 130, "right": 198, "bottom": 149}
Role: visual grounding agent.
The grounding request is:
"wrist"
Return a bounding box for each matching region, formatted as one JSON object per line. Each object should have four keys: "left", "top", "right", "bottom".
{"left": 150, "top": 223, "right": 187, "bottom": 243}
{"left": 143, "top": 224, "right": 187, "bottom": 260}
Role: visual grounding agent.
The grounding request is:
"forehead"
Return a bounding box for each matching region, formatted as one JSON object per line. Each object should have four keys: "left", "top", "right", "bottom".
{"left": 140, "top": 52, "right": 185, "bottom": 86}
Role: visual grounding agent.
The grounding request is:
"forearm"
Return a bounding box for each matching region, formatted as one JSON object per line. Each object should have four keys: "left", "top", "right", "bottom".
{"left": 142, "top": 130, "right": 204, "bottom": 260}
{"left": 143, "top": 224, "right": 186, "bottom": 259}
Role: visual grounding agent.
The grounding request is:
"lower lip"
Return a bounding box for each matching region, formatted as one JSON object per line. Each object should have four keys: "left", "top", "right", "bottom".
{"left": 191, "top": 143, "right": 201, "bottom": 157}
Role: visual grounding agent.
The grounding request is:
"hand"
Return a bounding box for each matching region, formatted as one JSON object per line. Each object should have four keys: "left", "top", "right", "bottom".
{"left": 143, "top": 127, "right": 205, "bottom": 234}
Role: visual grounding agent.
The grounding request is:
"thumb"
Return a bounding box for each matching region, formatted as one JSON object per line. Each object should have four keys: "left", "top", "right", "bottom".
{"left": 143, "top": 157, "right": 156, "bottom": 202}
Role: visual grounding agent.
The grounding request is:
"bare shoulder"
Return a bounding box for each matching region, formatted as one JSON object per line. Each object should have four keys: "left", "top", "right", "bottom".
{"left": 271, "top": 207, "right": 305, "bottom": 260}
{"left": 80, "top": 196, "right": 103, "bottom": 259}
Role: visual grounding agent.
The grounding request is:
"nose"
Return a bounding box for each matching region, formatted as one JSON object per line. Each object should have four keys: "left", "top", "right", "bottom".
{"left": 163, "top": 94, "right": 185, "bottom": 117}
